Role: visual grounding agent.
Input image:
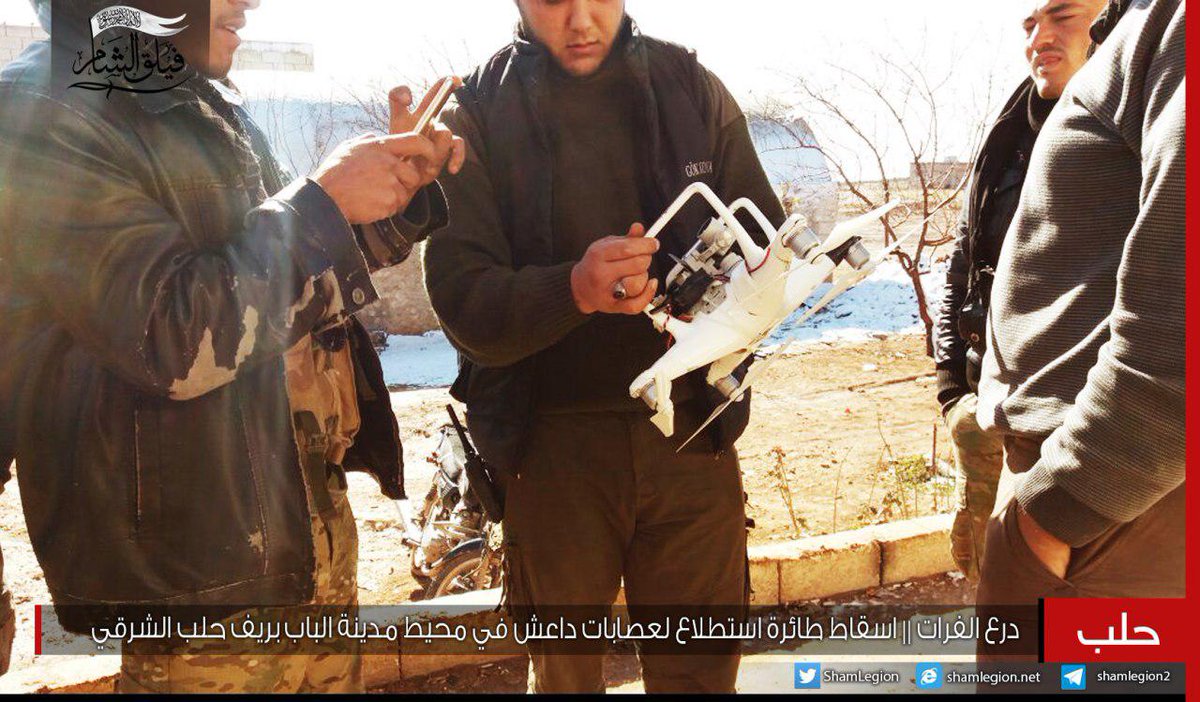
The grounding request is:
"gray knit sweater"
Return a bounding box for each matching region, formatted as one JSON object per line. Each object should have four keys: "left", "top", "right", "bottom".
{"left": 977, "top": 0, "right": 1185, "bottom": 546}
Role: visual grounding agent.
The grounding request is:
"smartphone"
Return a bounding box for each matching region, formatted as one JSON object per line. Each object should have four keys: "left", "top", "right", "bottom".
{"left": 412, "top": 78, "right": 457, "bottom": 136}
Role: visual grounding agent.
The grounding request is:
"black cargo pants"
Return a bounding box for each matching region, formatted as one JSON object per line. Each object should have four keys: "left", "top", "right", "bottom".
{"left": 501, "top": 402, "right": 749, "bottom": 693}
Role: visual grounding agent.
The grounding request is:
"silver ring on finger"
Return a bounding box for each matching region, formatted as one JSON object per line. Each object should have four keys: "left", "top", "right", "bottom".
{"left": 612, "top": 280, "right": 628, "bottom": 301}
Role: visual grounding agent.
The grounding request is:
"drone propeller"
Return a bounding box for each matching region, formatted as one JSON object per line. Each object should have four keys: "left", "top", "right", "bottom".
{"left": 820, "top": 200, "right": 908, "bottom": 252}
{"left": 668, "top": 252, "right": 695, "bottom": 272}
{"left": 676, "top": 342, "right": 797, "bottom": 452}
{"left": 791, "top": 223, "right": 923, "bottom": 330}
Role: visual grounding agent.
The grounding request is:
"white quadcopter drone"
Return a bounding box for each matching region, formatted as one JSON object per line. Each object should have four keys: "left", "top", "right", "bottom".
{"left": 628, "top": 182, "right": 918, "bottom": 449}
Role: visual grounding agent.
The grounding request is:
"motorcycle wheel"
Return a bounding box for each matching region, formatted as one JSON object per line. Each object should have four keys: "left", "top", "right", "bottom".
{"left": 423, "top": 545, "right": 490, "bottom": 599}
{"left": 410, "top": 484, "right": 444, "bottom": 584}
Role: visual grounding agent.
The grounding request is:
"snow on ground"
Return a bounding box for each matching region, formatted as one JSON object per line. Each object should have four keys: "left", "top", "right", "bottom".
{"left": 766, "top": 259, "right": 935, "bottom": 352}
{"left": 376, "top": 330, "right": 459, "bottom": 389}
{"left": 379, "top": 260, "right": 944, "bottom": 388}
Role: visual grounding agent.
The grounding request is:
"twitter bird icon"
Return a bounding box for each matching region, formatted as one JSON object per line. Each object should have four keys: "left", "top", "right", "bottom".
{"left": 794, "top": 663, "right": 821, "bottom": 689}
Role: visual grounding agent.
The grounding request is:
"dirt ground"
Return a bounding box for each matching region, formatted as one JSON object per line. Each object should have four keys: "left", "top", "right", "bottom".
{"left": 0, "top": 331, "right": 950, "bottom": 677}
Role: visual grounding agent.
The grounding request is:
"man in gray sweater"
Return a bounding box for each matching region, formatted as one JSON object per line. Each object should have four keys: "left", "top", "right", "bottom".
{"left": 975, "top": 0, "right": 1185, "bottom": 643}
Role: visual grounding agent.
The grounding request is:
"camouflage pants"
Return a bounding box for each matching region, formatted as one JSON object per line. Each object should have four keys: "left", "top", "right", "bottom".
{"left": 118, "top": 466, "right": 361, "bottom": 694}
{"left": 945, "top": 394, "right": 1003, "bottom": 580}
{"left": 0, "top": 547, "right": 14, "bottom": 677}
{"left": 1, "top": 476, "right": 15, "bottom": 677}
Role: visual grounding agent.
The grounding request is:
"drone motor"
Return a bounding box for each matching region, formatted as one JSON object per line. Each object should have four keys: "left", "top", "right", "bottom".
{"left": 653, "top": 218, "right": 739, "bottom": 320}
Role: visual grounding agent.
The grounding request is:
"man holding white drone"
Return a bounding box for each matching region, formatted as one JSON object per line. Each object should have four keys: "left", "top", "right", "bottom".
{"left": 424, "top": 0, "right": 784, "bottom": 692}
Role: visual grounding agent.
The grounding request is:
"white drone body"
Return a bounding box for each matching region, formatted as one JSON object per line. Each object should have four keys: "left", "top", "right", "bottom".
{"left": 628, "top": 182, "right": 908, "bottom": 447}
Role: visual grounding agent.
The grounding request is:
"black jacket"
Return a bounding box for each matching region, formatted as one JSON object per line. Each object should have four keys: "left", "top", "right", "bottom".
{"left": 425, "top": 18, "right": 785, "bottom": 471}
{"left": 933, "top": 2, "right": 1131, "bottom": 416}
{"left": 933, "top": 79, "right": 1051, "bottom": 413}
{"left": 0, "top": 40, "right": 444, "bottom": 631}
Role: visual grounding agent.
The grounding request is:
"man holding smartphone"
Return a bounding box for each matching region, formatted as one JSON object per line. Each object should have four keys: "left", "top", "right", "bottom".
{"left": 425, "top": 0, "right": 784, "bottom": 692}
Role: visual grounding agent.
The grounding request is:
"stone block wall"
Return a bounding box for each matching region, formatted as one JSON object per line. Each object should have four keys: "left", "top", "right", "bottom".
{"left": 0, "top": 23, "right": 48, "bottom": 67}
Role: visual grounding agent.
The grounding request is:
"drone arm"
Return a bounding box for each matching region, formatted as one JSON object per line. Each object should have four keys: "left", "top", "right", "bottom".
{"left": 631, "top": 318, "right": 743, "bottom": 395}
{"left": 783, "top": 257, "right": 839, "bottom": 311}
{"left": 818, "top": 200, "right": 904, "bottom": 255}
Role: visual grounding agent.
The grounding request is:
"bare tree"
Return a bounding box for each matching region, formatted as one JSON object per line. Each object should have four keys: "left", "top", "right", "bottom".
{"left": 343, "top": 51, "right": 468, "bottom": 136}
{"left": 756, "top": 45, "right": 1002, "bottom": 354}
{"left": 246, "top": 44, "right": 469, "bottom": 178}
{"left": 249, "top": 86, "right": 343, "bottom": 178}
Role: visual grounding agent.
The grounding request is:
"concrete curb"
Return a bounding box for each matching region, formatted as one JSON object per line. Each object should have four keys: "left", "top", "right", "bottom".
{"left": 750, "top": 513, "right": 955, "bottom": 604}
{"left": 395, "top": 515, "right": 955, "bottom": 680}
{"left": 0, "top": 514, "right": 954, "bottom": 692}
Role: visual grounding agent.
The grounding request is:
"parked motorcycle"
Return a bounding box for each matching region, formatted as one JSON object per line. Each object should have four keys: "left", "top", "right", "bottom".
{"left": 401, "top": 407, "right": 504, "bottom": 600}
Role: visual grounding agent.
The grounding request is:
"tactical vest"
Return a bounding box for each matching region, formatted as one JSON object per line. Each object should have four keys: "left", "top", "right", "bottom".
{"left": 449, "top": 20, "right": 752, "bottom": 472}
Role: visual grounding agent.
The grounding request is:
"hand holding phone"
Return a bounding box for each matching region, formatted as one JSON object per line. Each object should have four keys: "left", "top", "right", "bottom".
{"left": 388, "top": 77, "right": 466, "bottom": 180}
{"left": 312, "top": 78, "right": 464, "bottom": 225}
{"left": 389, "top": 76, "right": 459, "bottom": 134}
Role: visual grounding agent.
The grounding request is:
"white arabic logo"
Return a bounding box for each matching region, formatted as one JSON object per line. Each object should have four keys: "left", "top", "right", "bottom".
{"left": 1076, "top": 612, "right": 1160, "bottom": 654}
{"left": 90, "top": 5, "right": 188, "bottom": 39}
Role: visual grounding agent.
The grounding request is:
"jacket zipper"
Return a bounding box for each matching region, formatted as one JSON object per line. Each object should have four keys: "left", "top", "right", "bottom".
{"left": 132, "top": 406, "right": 144, "bottom": 535}
{"left": 233, "top": 384, "right": 272, "bottom": 576}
